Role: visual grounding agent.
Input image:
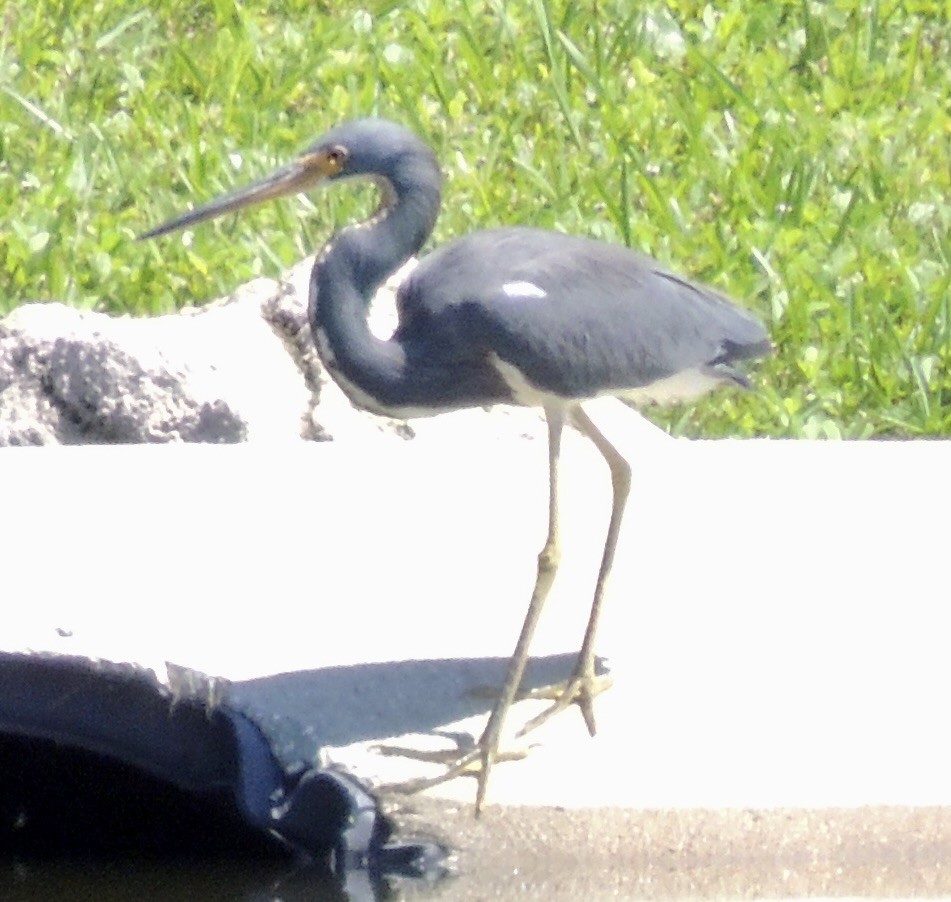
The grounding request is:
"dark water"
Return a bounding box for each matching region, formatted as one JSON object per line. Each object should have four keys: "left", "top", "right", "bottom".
{"left": 0, "top": 856, "right": 393, "bottom": 902}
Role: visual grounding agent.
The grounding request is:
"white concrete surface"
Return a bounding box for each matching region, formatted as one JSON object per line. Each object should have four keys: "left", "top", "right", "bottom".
{"left": 2, "top": 418, "right": 949, "bottom": 811}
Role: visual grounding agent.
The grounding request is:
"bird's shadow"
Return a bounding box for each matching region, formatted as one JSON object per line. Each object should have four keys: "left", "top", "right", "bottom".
{"left": 226, "top": 654, "right": 609, "bottom": 751}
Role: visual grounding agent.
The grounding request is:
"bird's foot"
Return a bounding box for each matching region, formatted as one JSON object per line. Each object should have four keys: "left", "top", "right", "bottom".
{"left": 373, "top": 731, "right": 530, "bottom": 815}
{"left": 516, "top": 670, "right": 614, "bottom": 738}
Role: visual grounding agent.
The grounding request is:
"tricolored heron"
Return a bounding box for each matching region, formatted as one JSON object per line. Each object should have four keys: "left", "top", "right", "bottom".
{"left": 141, "top": 118, "right": 771, "bottom": 814}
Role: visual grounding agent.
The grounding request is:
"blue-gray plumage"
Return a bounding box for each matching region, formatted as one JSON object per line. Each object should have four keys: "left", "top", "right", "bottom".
{"left": 141, "top": 118, "right": 772, "bottom": 815}
{"left": 395, "top": 227, "right": 769, "bottom": 406}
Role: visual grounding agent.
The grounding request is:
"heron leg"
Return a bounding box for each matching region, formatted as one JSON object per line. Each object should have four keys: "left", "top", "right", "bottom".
{"left": 377, "top": 405, "right": 566, "bottom": 814}
{"left": 517, "top": 404, "right": 630, "bottom": 739}
{"left": 464, "top": 404, "right": 566, "bottom": 812}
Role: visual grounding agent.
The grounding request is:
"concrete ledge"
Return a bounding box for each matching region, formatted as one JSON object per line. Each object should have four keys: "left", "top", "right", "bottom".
{"left": 4, "top": 429, "right": 948, "bottom": 810}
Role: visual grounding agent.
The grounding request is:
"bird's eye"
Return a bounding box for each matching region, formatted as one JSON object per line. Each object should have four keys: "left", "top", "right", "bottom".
{"left": 325, "top": 146, "right": 348, "bottom": 173}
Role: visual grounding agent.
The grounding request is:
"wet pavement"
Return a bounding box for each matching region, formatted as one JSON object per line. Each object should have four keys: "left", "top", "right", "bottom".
{"left": 389, "top": 799, "right": 951, "bottom": 899}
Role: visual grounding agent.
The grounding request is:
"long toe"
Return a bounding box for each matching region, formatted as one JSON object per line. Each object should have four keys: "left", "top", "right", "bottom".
{"left": 374, "top": 731, "right": 531, "bottom": 815}
{"left": 376, "top": 746, "right": 484, "bottom": 796}
{"left": 516, "top": 671, "right": 614, "bottom": 737}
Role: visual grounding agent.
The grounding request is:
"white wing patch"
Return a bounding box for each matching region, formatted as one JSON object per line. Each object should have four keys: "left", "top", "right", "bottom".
{"left": 501, "top": 280, "right": 547, "bottom": 299}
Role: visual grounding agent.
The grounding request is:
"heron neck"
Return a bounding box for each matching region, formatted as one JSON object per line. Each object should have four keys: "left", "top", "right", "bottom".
{"left": 343, "top": 174, "right": 437, "bottom": 295}
{"left": 308, "top": 170, "right": 440, "bottom": 414}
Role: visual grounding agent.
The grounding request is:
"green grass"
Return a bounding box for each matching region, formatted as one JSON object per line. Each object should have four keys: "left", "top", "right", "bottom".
{"left": 1, "top": 0, "right": 948, "bottom": 437}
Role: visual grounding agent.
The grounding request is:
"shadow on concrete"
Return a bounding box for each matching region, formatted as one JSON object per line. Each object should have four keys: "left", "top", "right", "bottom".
{"left": 228, "top": 653, "right": 608, "bottom": 748}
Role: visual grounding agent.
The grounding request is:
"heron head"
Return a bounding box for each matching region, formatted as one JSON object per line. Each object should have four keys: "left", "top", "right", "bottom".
{"left": 139, "top": 118, "right": 437, "bottom": 241}
{"left": 301, "top": 118, "right": 436, "bottom": 184}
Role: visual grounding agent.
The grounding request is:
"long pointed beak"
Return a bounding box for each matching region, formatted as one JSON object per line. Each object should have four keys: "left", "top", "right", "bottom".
{"left": 138, "top": 154, "right": 328, "bottom": 241}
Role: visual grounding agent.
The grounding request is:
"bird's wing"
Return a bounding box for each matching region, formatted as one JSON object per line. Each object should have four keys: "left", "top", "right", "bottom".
{"left": 396, "top": 228, "right": 769, "bottom": 400}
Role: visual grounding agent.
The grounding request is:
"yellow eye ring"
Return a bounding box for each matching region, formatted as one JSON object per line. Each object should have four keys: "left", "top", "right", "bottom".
{"left": 324, "top": 145, "right": 348, "bottom": 174}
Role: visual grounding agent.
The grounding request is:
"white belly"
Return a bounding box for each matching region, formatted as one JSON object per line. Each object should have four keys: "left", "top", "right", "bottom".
{"left": 490, "top": 353, "right": 727, "bottom": 410}
{"left": 619, "top": 367, "right": 726, "bottom": 406}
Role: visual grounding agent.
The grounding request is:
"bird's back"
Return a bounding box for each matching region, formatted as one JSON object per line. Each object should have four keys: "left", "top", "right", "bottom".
{"left": 395, "top": 227, "right": 770, "bottom": 404}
